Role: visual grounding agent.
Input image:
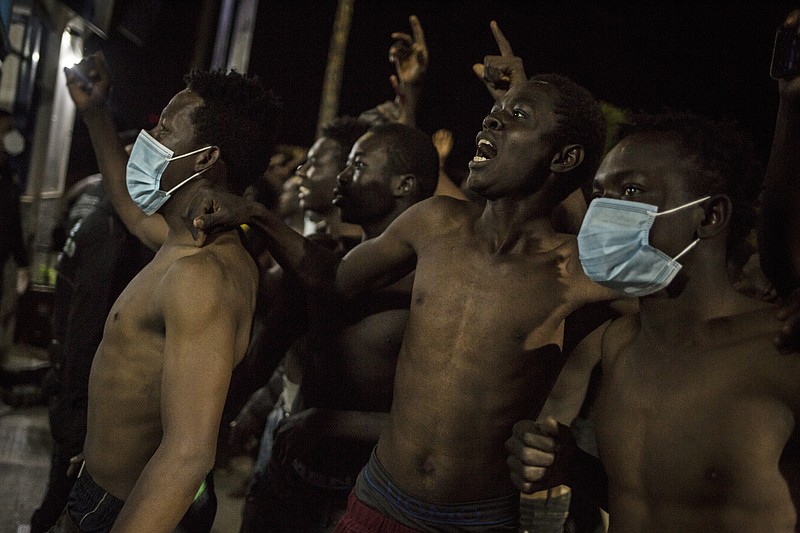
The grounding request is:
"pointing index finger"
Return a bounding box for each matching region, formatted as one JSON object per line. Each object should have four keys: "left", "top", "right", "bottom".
{"left": 409, "top": 15, "right": 426, "bottom": 47}
{"left": 490, "top": 20, "right": 514, "bottom": 57}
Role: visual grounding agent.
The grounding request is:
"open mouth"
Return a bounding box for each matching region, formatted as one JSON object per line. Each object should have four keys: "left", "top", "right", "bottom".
{"left": 473, "top": 138, "right": 497, "bottom": 162}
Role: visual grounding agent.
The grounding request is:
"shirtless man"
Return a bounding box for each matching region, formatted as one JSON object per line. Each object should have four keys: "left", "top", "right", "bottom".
{"left": 248, "top": 121, "right": 440, "bottom": 532}
{"left": 50, "top": 54, "right": 280, "bottom": 532}
{"left": 506, "top": 110, "right": 800, "bottom": 532}
{"left": 192, "top": 32, "right": 614, "bottom": 533}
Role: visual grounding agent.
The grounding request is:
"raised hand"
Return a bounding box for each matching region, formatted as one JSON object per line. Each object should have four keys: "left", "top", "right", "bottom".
{"left": 432, "top": 128, "right": 454, "bottom": 168}
{"left": 64, "top": 51, "right": 112, "bottom": 112}
{"left": 389, "top": 14, "right": 428, "bottom": 91}
{"left": 389, "top": 15, "right": 428, "bottom": 126}
{"left": 473, "top": 21, "right": 527, "bottom": 101}
{"left": 776, "top": 10, "right": 800, "bottom": 100}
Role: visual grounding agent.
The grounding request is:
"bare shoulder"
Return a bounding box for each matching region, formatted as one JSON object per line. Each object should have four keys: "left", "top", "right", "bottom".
{"left": 161, "top": 235, "right": 258, "bottom": 314}
{"left": 720, "top": 304, "right": 800, "bottom": 414}
{"left": 393, "top": 195, "right": 482, "bottom": 236}
{"left": 601, "top": 312, "right": 639, "bottom": 366}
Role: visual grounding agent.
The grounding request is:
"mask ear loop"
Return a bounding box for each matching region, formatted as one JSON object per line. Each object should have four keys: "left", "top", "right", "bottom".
{"left": 168, "top": 145, "right": 213, "bottom": 161}
{"left": 164, "top": 146, "right": 214, "bottom": 194}
{"left": 165, "top": 166, "right": 211, "bottom": 195}
{"left": 655, "top": 195, "right": 711, "bottom": 216}
{"left": 653, "top": 196, "right": 710, "bottom": 262}
{"left": 672, "top": 238, "right": 700, "bottom": 262}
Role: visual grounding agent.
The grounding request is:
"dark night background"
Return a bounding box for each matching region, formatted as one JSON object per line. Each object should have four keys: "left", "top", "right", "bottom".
{"left": 65, "top": 1, "right": 798, "bottom": 190}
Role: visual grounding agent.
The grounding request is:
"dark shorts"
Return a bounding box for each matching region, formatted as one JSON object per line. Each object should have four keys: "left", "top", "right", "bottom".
{"left": 338, "top": 447, "right": 519, "bottom": 532}
{"left": 63, "top": 469, "right": 124, "bottom": 533}
{"left": 49, "top": 467, "right": 215, "bottom": 533}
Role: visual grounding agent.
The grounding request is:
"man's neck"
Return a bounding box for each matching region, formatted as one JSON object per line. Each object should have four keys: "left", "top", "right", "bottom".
{"left": 638, "top": 257, "right": 767, "bottom": 342}
{"left": 479, "top": 196, "right": 559, "bottom": 254}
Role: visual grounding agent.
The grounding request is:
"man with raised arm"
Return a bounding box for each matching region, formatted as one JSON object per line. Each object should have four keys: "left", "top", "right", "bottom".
{"left": 49, "top": 53, "right": 280, "bottom": 533}
{"left": 190, "top": 21, "right": 616, "bottom": 531}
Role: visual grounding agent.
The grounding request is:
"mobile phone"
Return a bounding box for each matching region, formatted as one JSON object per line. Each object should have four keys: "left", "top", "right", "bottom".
{"left": 770, "top": 24, "right": 800, "bottom": 80}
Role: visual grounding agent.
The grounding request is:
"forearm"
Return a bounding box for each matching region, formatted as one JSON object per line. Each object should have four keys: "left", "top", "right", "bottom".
{"left": 760, "top": 95, "right": 800, "bottom": 296}
{"left": 110, "top": 444, "right": 212, "bottom": 532}
{"left": 243, "top": 202, "right": 340, "bottom": 291}
{"left": 82, "top": 106, "right": 164, "bottom": 251}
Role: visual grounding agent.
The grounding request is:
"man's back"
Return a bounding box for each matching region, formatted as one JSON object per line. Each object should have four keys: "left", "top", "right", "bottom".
{"left": 84, "top": 230, "right": 257, "bottom": 500}
{"left": 597, "top": 299, "right": 800, "bottom": 532}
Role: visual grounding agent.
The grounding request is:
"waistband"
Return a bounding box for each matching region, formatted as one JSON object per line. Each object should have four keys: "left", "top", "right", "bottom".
{"left": 68, "top": 467, "right": 125, "bottom": 529}
{"left": 354, "top": 447, "right": 519, "bottom": 532}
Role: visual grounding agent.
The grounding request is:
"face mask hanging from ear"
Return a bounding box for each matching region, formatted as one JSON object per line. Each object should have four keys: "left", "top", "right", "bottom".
{"left": 126, "top": 130, "right": 213, "bottom": 215}
{"left": 577, "top": 196, "right": 710, "bottom": 297}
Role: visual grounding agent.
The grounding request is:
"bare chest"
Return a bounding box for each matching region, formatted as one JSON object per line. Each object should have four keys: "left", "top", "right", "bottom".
{"left": 595, "top": 340, "right": 796, "bottom": 503}
{"left": 407, "top": 242, "right": 578, "bottom": 351}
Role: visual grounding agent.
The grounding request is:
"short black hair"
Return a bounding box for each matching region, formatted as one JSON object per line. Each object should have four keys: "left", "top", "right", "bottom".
{"left": 320, "top": 115, "right": 372, "bottom": 167}
{"left": 530, "top": 73, "right": 606, "bottom": 192}
{"left": 620, "top": 109, "right": 763, "bottom": 264}
{"left": 369, "top": 122, "right": 439, "bottom": 201}
{"left": 184, "top": 69, "right": 282, "bottom": 195}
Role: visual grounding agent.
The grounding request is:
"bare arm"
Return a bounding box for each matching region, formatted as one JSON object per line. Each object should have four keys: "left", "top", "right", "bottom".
{"left": 65, "top": 52, "right": 167, "bottom": 251}
{"left": 190, "top": 190, "right": 339, "bottom": 291}
{"left": 335, "top": 200, "right": 422, "bottom": 295}
{"left": 539, "top": 320, "right": 608, "bottom": 425}
{"left": 111, "top": 253, "right": 251, "bottom": 532}
{"left": 760, "top": 10, "right": 800, "bottom": 297}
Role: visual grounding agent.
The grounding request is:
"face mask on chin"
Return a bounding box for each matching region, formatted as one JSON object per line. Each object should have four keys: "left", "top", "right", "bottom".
{"left": 577, "top": 196, "right": 710, "bottom": 297}
{"left": 126, "top": 130, "right": 213, "bottom": 215}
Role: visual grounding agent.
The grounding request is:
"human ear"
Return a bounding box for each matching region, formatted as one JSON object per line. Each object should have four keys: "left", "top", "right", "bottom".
{"left": 393, "top": 174, "right": 416, "bottom": 198}
{"left": 697, "top": 194, "right": 731, "bottom": 238}
{"left": 195, "top": 146, "right": 220, "bottom": 171}
{"left": 550, "top": 144, "right": 585, "bottom": 174}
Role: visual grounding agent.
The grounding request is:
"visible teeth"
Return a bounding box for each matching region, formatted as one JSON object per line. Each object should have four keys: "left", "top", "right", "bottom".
{"left": 473, "top": 156, "right": 487, "bottom": 162}
{"left": 478, "top": 139, "right": 494, "bottom": 148}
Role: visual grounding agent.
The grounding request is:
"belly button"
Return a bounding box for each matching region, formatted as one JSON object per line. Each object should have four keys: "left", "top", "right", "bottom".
{"left": 416, "top": 457, "right": 435, "bottom": 476}
{"left": 706, "top": 468, "right": 725, "bottom": 482}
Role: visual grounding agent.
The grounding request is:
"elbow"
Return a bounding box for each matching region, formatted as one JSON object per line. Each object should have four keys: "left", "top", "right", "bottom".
{"left": 166, "top": 439, "right": 216, "bottom": 482}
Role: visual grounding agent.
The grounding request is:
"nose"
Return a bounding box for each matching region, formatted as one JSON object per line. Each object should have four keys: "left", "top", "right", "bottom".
{"left": 337, "top": 164, "right": 353, "bottom": 186}
{"left": 482, "top": 111, "right": 503, "bottom": 131}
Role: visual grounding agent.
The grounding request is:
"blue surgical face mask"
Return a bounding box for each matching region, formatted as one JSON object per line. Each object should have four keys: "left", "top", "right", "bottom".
{"left": 577, "top": 196, "right": 710, "bottom": 297}
{"left": 126, "top": 130, "right": 213, "bottom": 215}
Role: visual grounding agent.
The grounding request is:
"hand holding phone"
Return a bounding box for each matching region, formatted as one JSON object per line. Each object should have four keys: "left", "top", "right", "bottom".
{"left": 771, "top": 23, "right": 800, "bottom": 80}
